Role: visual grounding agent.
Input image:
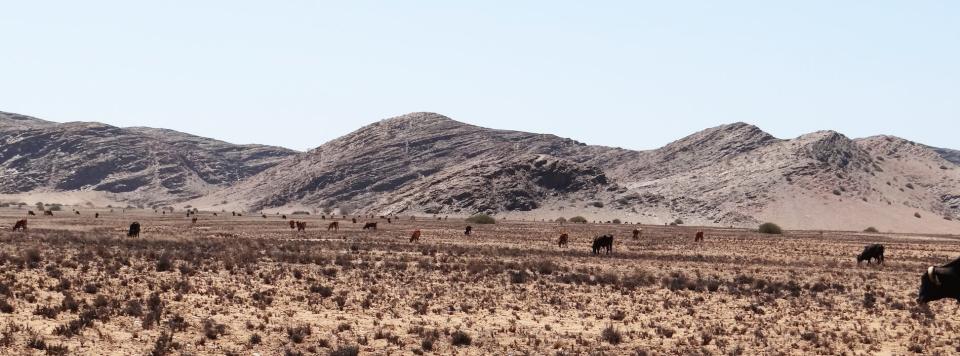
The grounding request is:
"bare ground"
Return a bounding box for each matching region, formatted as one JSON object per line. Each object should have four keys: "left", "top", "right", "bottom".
{"left": 0, "top": 207, "right": 959, "bottom": 355}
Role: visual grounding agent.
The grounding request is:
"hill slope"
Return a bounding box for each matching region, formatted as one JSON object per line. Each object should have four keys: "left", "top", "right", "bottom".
{"left": 0, "top": 111, "right": 296, "bottom": 205}
{"left": 189, "top": 112, "right": 959, "bottom": 233}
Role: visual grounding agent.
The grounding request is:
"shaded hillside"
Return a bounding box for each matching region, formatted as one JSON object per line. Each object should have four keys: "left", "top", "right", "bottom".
{"left": 0, "top": 111, "right": 296, "bottom": 205}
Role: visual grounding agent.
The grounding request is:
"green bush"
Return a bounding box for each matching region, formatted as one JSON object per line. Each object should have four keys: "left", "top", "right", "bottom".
{"left": 569, "top": 216, "right": 588, "bottom": 224}
{"left": 758, "top": 222, "right": 783, "bottom": 234}
{"left": 555, "top": 217, "right": 567, "bottom": 223}
{"left": 863, "top": 227, "right": 879, "bottom": 233}
{"left": 673, "top": 218, "right": 684, "bottom": 225}
{"left": 465, "top": 214, "right": 496, "bottom": 224}
{"left": 611, "top": 219, "right": 621, "bottom": 224}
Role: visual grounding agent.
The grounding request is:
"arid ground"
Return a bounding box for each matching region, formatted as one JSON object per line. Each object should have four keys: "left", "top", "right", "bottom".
{"left": 0, "top": 207, "right": 958, "bottom": 355}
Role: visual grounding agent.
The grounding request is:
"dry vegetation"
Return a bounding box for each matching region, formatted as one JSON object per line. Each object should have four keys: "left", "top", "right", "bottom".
{"left": 0, "top": 207, "right": 959, "bottom": 355}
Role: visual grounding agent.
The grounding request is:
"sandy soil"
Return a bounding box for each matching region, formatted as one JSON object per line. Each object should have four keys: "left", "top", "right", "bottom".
{"left": 0, "top": 206, "right": 958, "bottom": 355}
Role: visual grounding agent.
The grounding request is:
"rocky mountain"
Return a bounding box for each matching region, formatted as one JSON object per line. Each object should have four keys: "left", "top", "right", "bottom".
{"left": 2, "top": 109, "right": 957, "bottom": 233}
{"left": 0, "top": 111, "right": 296, "bottom": 205}
{"left": 187, "top": 112, "right": 959, "bottom": 233}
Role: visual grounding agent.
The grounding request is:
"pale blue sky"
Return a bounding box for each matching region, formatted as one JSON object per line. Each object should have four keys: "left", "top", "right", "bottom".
{"left": 1, "top": 1, "right": 957, "bottom": 151}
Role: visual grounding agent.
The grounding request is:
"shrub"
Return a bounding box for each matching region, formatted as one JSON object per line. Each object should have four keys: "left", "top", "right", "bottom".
{"left": 156, "top": 255, "right": 172, "bottom": 272}
{"left": 450, "top": 330, "right": 472, "bottom": 347}
{"left": 914, "top": 212, "right": 922, "bottom": 218}
{"left": 465, "top": 214, "right": 496, "bottom": 224}
{"left": 292, "top": 211, "right": 310, "bottom": 215}
{"left": 612, "top": 219, "right": 621, "bottom": 224}
{"left": 569, "top": 216, "right": 588, "bottom": 224}
{"left": 864, "top": 227, "right": 879, "bottom": 233}
{"left": 758, "top": 223, "right": 782, "bottom": 234}
{"left": 555, "top": 217, "right": 567, "bottom": 223}
{"left": 329, "top": 346, "right": 360, "bottom": 356}
{"left": 591, "top": 201, "right": 604, "bottom": 208}
{"left": 601, "top": 325, "right": 622, "bottom": 345}
{"left": 47, "top": 204, "right": 63, "bottom": 211}
{"left": 673, "top": 218, "right": 684, "bottom": 225}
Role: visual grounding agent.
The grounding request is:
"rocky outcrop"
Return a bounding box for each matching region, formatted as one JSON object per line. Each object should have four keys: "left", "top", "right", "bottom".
{"left": 0, "top": 112, "right": 296, "bottom": 204}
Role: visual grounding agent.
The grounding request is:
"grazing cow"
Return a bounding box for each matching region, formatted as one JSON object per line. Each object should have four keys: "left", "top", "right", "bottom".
{"left": 557, "top": 233, "right": 569, "bottom": 248}
{"left": 262, "top": 214, "right": 267, "bottom": 219}
{"left": 12, "top": 219, "right": 27, "bottom": 232}
{"left": 918, "top": 257, "right": 960, "bottom": 303}
{"left": 352, "top": 218, "right": 357, "bottom": 224}
{"left": 695, "top": 231, "right": 704, "bottom": 242}
{"left": 43, "top": 211, "right": 53, "bottom": 216}
{"left": 387, "top": 218, "right": 392, "bottom": 224}
{"left": 213, "top": 213, "right": 218, "bottom": 216}
{"left": 362, "top": 222, "right": 377, "bottom": 230}
{"left": 857, "top": 244, "right": 885, "bottom": 265}
{"left": 191, "top": 217, "right": 198, "bottom": 224}
{"left": 95, "top": 213, "right": 99, "bottom": 218}
{"left": 327, "top": 221, "right": 339, "bottom": 231}
{"left": 296, "top": 221, "right": 306, "bottom": 232}
{"left": 632, "top": 229, "right": 642, "bottom": 239}
{"left": 75, "top": 211, "right": 80, "bottom": 215}
{"left": 592, "top": 234, "right": 614, "bottom": 255}
{"left": 128, "top": 222, "right": 141, "bottom": 238}
{"left": 289, "top": 220, "right": 296, "bottom": 229}
{"left": 282, "top": 215, "right": 287, "bottom": 220}
{"left": 464, "top": 226, "right": 472, "bottom": 236}
{"left": 28, "top": 210, "right": 36, "bottom": 216}
{"left": 232, "top": 212, "right": 236, "bottom": 216}
{"left": 410, "top": 229, "right": 421, "bottom": 242}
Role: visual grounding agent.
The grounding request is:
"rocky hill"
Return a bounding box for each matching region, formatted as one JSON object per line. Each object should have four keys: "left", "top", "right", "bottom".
{"left": 187, "top": 112, "right": 959, "bottom": 233}
{"left": 0, "top": 111, "right": 296, "bottom": 205}
{"left": 2, "top": 110, "right": 957, "bottom": 233}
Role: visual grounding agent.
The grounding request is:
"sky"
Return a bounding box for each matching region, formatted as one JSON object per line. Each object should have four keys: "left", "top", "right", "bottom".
{"left": 1, "top": 1, "right": 957, "bottom": 151}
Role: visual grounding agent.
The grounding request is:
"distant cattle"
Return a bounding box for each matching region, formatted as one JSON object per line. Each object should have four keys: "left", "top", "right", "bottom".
{"left": 362, "top": 222, "right": 377, "bottom": 230}
{"left": 262, "top": 214, "right": 267, "bottom": 219}
{"left": 919, "top": 257, "right": 960, "bottom": 303}
{"left": 387, "top": 218, "right": 392, "bottom": 224}
{"left": 27, "top": 211, "right": 36, "bottom": 216}
{"left": 282, "top": 215, "right": 287, "bottom": 220}
{"left": 213, "top": 213, "right": 218, "bottom": 217}
{"left": 232, "top": 212, "right": 236, "bottom": 216}
{"left": 128, "top": 222, "right": 141, "bottom": 238}
{"left": 191, "top": 217, "right": 198, "bottom": 224}
{"left": 328, "top": 222, "right": 339, "bottom": 231}
{"left": 557, "top": 233, "right": 569, "bottom": 248}
{"left": 296, "top": 221, "right": 306, "bottom": 232}
{"left": 632, "top": 229, "right": 642, "bottom": 239}
{"left": 75, "top": 211, "right": 80, "bottom": 215}
{"left": 857, "top": 244, "right": 885, "bottom": 265}
{"left": 289, "top": 220, "right": 296, "bottom": 229}
{"left": 410, "top": 229, "right": 421, "bottom": 242}
{"left": 95, "top": 213, "right": 100, "bottom": 219}
{"left": 12, "top": 219, "right": 27, "bottom": 232}
{"left": 43, "top": 211, "right": 53, "bottom": 216}
{"left": 592, "top": 234, "right": 614, "bottom": 255}
{"left": 695, "top": 231, "right": 704, "bottom": 242}
{"left": 352, "top": 218, "right": 357, "bottom": 224}
{"left": 464, "top": 226, "right": 473, "bottom": 236}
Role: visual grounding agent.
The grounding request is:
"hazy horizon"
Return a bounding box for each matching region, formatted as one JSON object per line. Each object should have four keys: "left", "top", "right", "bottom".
{"left": 2, "top": 1, "right": 957, "bottom": 151}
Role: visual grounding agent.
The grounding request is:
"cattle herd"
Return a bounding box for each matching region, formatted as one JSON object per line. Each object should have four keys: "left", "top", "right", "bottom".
{"left": 6, "top": 209, "right": 960, "bottom": 309}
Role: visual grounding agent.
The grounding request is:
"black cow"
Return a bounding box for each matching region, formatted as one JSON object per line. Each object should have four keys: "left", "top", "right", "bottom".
{"left": 12, "top": 219, "right": 27, "bottom": 232}
{"left": 557, "top": 233, "right": 569, "bottom": 248}
{"left": 362, "top": 222, "right": 377, "bottom": 230}
{"left": 128, "top": 222, "right": 141, "bottom": 238}
{"left": 464, "top": 226, "right": 473, "bottom": 236}
{"left": 918, "top": 257, "right": 960, "bottom": 304}
{"left": 857, "top": 244, "right": 885, "bottom": 265}
{"left": 592, "top": 234, "right": 614, "bottom": 255}
{"left": 27, "top": 210, "right": 36, "bottom": 216}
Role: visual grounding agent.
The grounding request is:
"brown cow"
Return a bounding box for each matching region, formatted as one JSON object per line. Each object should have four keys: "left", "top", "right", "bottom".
{"left": 43, "top": 211, "right": 53, "bottom": 216}
{"left": 632, "top": 228, "right": 642, "bottom": 239}
{"left": 410, "top": 229, "right": 421, "bottom": 242}
{"left": 282, "top": 215, "right": 287, "bottom": 220}
{"left": 328, "top": 221, "right": 339, "bottom": 231}
{"left": 75, "top": 211, "right": 80, "bottom": 215}
{"left": 352, "top": 218, "right": 357, "bottom": 224}
{"left": 464, "top": 226, "right": 472, "bottom": 236}
{"left": 95, "top": 213, "right": 100, "bottom": 218}
{"left": 289, "top": 220, "right": 296, "bottom": 229}
{"left": 296, "top": 221, "right": 306, "bottom": 232}
{"left": 191, "top": 217, "right": 198, "bottom": 224}
{"left": 12, "top": 219, "right": 27, "bottom": 232}
{"left": 557, "top": 233, "right": 569, "bottom": 248}
{"left": 694, "top": 230, "right": 704, "bottom": 242}
{"left": 27, "top": 210, "right": 36, "bottom": 216}
{"left": 362, "top": 222, "right": 377, "bottom": 230}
